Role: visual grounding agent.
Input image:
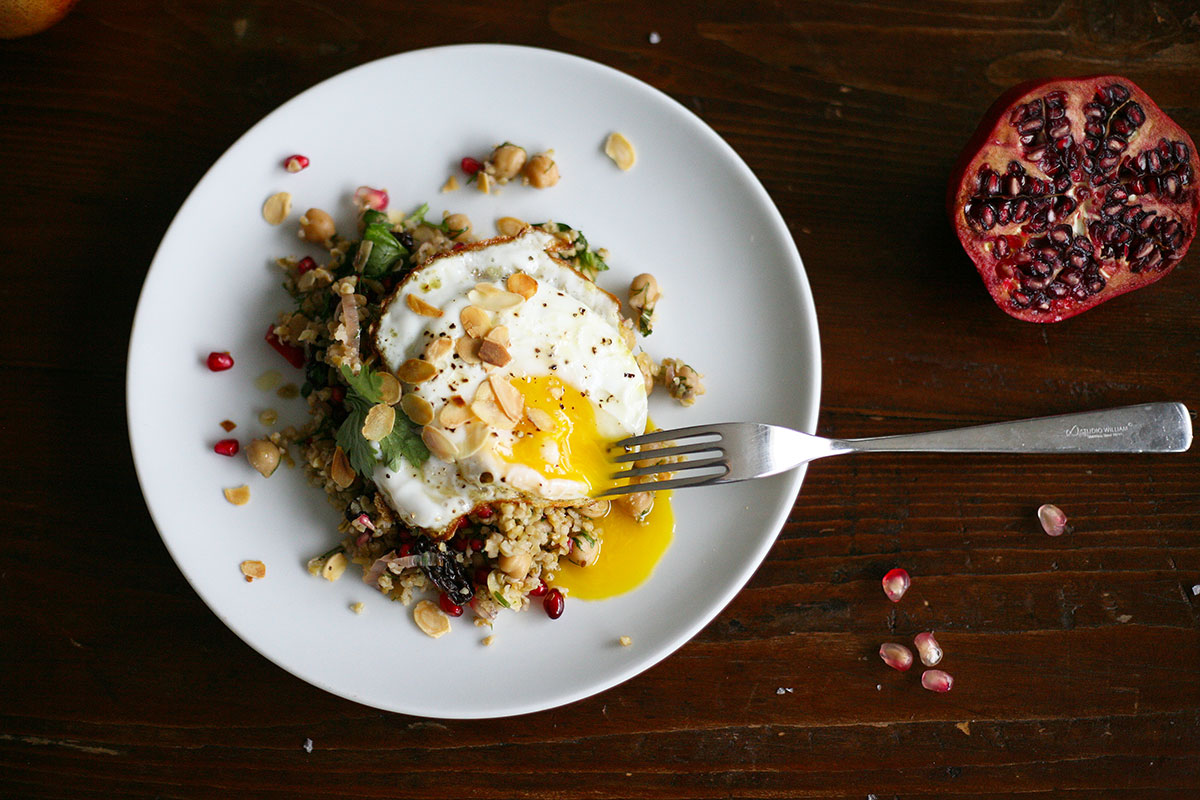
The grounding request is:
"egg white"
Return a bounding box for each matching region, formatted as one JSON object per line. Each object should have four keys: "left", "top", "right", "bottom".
{"left": 371, "top": 230, "right": 647, "bottom": 530}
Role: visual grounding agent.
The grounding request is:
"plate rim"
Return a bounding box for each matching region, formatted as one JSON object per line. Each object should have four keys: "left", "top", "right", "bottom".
{"left": 126, "top": 43, "right": 822, "bottom": 718}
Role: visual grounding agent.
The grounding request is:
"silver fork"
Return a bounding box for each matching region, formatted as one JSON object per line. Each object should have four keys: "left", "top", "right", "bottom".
{"left": 603, "top": 402, "right": 1193, "bottom": 496}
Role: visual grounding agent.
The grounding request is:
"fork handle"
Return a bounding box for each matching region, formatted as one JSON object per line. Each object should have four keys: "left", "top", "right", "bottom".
{"left": 835, "top": 403, "right": 1192, "bottom": 455}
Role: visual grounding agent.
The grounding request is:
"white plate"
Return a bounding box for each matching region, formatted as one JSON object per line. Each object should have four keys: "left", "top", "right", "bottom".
{"left": 128, "top": 44, "right": 820, "bottom": 718}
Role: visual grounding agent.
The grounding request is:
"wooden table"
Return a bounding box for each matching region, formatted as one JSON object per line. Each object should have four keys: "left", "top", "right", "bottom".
{"left": 4, "top": 2, "right": 1198, "bottom": 796}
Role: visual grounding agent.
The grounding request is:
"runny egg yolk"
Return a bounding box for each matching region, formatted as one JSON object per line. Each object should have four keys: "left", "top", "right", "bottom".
{"left": 508, "top": 375, "right": 612, "bottom": 494}
{"left": 505, "top": 375, "right": 675, "bottom": 600}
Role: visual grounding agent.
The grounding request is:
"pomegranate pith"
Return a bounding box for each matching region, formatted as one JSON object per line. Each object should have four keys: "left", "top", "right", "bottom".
{"left": 949, "top": 76, "right": 1198, "bottom": 322}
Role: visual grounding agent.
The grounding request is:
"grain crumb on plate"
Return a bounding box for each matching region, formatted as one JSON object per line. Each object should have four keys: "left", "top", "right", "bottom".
{"left": 276, "top": 383, "right": 299, "bottom": 399}
{"left": 956, "top": 721, "right": 971, "bottom": 736}
{"left": 240, "top": 559, "right": 265, "bottom": 581}
{"left": 223, "top": 485, "right": 250, "bottom": 505}
{"left": 481, "top": 635, "right": 495, "bottom": 647}
{"left": 302, "top": 738, "right": 313, "bottom": 753}
{"left": 618, "top": 635, "right": 632, "bottom": 647}
{"left": 219, "top": 419, "right": 237, "bottom": 432}
{"left": 441, "top": 175, "right": 460, "bottom": 193}
{"left": 351, "top": 602, "right": 365, "bottom": 615}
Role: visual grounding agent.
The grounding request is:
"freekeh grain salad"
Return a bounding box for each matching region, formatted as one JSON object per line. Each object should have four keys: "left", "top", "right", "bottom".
{"left": 252, "top": 180, "right": 704, "bottom": 639}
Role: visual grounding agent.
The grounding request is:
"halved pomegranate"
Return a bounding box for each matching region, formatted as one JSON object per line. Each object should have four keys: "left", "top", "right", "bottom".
{"left": 949, "top": 76, "right": 1198, "bottom": 322}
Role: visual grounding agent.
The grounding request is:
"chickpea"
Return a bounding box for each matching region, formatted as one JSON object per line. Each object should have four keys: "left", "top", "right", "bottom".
{"left": 577, "top": 499, "right": 610, "bottom": 519}
{"left": 567, "top": 532, "right": 601, "bottom": 567}
{"left": 299, "top": 208, "right": 336, "bottom": 244}
{"left": 616, "top": 491, "right": 654, "bottom": 521}
{"left": 522, "top": 153, "right": 560, "bottom": 188}
{"left": 498, "top": 551, "right": 531, "bottom": 578}
{"left": 443, "top": 213, "right": 472, "bottom": 241}
{"left": 246, "top": 438, "right": 281, "bottom": 478}
{"left": 629, "top": 273, "right": 661, "bottom": 308}
{"left": 488, "top": 143, "right": 527, "bottom": 181}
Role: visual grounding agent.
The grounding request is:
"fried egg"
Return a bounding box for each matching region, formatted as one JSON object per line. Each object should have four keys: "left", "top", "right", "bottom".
{"left": 372, "top": 230, "right": 647, "bottom": 531}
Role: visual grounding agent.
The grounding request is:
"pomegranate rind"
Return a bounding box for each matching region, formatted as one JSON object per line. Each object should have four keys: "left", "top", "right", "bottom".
{"left": 948, "top": 75, "right": 1199, "bottom": 322}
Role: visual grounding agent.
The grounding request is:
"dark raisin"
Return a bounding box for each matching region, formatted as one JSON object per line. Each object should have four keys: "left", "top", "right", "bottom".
{"left": 414, "top": 536, "right": 474, "bottom": 605}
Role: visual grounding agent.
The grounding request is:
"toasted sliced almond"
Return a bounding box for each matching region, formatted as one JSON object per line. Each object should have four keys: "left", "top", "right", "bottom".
{"left": 527, "top": 406, "right": 556, "bottom": 431}
{"left": 330, "top": 446, "right": 356, "bottom": 488}
{"left": 506, "top": 271, "right": 538, "bottom": 299}
{"left": 414, "top": 599, "right": 451, "bottom": 638}
{"left": 423, "top": 336, "right": 453, "bottom": 365}
{"left": 224, "top": 485, "right": 251, "bottom": 506}
{"left": 262, "top": 192, "right": 292, "bottom": 225}
{"left": 470, "top": 381, "right": 516, "bottom": 430}
{"left": 397, "top": 358, "right": 437, "bottom": 384}
{"left": 240, "top": 559, "right": 266, "bottom": 581}
{"left": 476, "top": 171, "right": 493, "bottom": 195}
{"left": 422, "top": 425, "right": 459, "bottom": 462}
{"left": 458, "top": 421, "right": 490, "bottom": 458}
{"left": 478, "top": 338, "right": 512, "bottom": 367}
{"left": 455, "top": 335, "right": 482, "bottom": 364}
{"left": 604, "top": 132, "right": 637, "bottom": 171}
{"left": 401, "top": 393, "right": 434, "bottom": 426}
{"left": 441, "top": 174, "right": 460, "bottom": 193}
{"left": 483, "top": 324, "right": 510, "bottom": 348}
{"left": 361, "top": 403, "right": 396, "bottom": 441}
{"left": 439, "top": 395, "right": 475, "bottom": 428}
{"left": 406, "top": 293, "right": 444, "bottom": 318}
{"left": 460, "top": 305, "right": 492, "bottom": 339}
{"left": 321, "top": 552, "right": 348, "bottom": 581}
{"left": 378, "top": 372, "right": 402, "bottom": 405}
{"left": 496, "top": 216, "right": 530, "bottom": 237}
{"left": 468, "top": 283, "right": 524, "bottom": 311}
{"left": 488, "top": 374, "right": 525, "bottom": 421}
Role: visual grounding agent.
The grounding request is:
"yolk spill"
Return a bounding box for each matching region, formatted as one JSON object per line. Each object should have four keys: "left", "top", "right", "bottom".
{"left": 552, "top": 492, "right": 674, "bottom": 599}
{"left": 507, "top": 375, "right": 674, "bottom": 599}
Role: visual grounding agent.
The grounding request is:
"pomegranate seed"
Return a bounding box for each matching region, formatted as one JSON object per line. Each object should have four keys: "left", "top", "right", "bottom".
{"left": 461, "top": 156, "right": 481, "bottom": 175}
{"left": 475, "top": 504, "right": 494, "bottom": 519}
{"left": 881, "top": 568, "right": 911, "bottom": 602}
{"left": 529, "top": 581, "right": 548, "bottom": 598}
{"left": 474, "top": 567, "right": 491, "bottom": 587}
{"left": 353, "top": 512, "right": 375, "bottom": 532}
{"left": 206, "top": 351, "right": 234, "bottom": 371}
{"left": 452, "top": 536, "right": 471, "bottom": 552}
{"left": 438, "top": 593, "right": 464, "bottom": 617}
{"left": 265, "top": 325, "right": 305, "bottom": 368}
{"left": 353, "top": 185, "right": 388, "bottom": 211}
{"left": 921, "top": 669, "right": 954, "bottom": 693}
{"left": 543, "top": 588, "right": 565, "bottom": 619}
{"left": 329, "top": 386, "right": 345, "bottom": 404}
{"left": 296, "top": 256, "right": 317, "bottom": 274}
{"left": 213, "top": 439, "right": 239, "bottom": 457}
{"left": 913, "top": 631, "right": 943, "bottom": 666}
{"left": 284, "top": 154, "right": 310, "bottom": 173}
{"left": 879, "top": 642, "right": 914, "bottom": 671}
{"left": 355, "top": 531, "right": 370, "bottom": 547}
{"left": 1038, "top": 503, "right": 1069, "bottom": 536}
{"left": 397, "top": 543, "right": 412, "bottom": 557}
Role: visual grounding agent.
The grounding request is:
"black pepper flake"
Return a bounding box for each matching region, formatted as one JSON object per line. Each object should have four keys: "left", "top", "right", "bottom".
{"left": 591, "top": 347, "right": 597, "bottom": 354}
{"left": 549, "top": 364, "right": 558, "bottom": 370}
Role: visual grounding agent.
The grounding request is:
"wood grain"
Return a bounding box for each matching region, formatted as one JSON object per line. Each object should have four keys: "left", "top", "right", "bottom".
{"left": 2, "top": 0, "right": 1199, "bottom": 796}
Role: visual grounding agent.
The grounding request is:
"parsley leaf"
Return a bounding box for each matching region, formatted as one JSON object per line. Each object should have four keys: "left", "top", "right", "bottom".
{"left": 340, "top": 363, "right": 382, "bottom": 403}
{"left": 379, "top": 418, "right": 430, "bottom": 471}
{"left": 335, "top": 363, "right": 430, "bottom": 479}
{"left": 335, "top": 395, "right": 377, "bottom": 478}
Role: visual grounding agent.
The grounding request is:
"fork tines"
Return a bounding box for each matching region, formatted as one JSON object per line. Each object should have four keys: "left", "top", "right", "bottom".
{"left": 598, "top": 425, "right": 730, "bottom": 497}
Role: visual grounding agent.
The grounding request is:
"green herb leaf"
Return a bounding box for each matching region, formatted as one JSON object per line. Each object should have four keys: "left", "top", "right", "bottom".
{"left": 340, "top": 363, "right": 382, "bottom": 403}
{"left": 379, "top": 418, "right": 430, "bottom": 470}
{"left": 335, "top": 402, "right": 377, "bottom": 478}
{"left": 493, "top": 591, "right": 512, "bottom": 609}
{"left": 361, "top": 223, "right": 407, "bottom": 278}
{"left": 637, "top": 305, "right": 654, "bottom": 336}
{"left": 404, "top": 202, "right": 431, "bottom": 226}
